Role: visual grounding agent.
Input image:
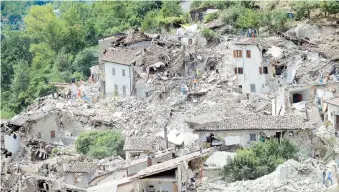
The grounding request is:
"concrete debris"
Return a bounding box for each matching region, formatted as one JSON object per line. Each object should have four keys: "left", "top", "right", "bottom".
{"left": 199, "top": 159, "right": 331, "bottom": 192}
{"left": 3, "top": 17, "right": 339, "bottom": 192}
{"left": 204, "top": 151, "right": 235, "bottom": 168}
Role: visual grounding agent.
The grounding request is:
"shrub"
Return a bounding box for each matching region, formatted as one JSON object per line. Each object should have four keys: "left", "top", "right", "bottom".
{"left": 204, "top": 12, "right": 219, "bottom": 23}
{"left": 292, "top": 1, "right": 319, "bottom": 20}
{"left": 75, "top": 130, "right": 125, "bottom": 159}
{"left": 223, "top": 139, "right": 299, "bottom": 182}
{"left": 201, "top": 28, "right": 215, "bottom": 41}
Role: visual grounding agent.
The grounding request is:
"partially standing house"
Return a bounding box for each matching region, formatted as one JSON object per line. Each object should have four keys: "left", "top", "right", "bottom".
{"left": 186, "top": 114, "right": 313, "bottom": 148}
{"left": 10, "top": 112, "right": 60, "bottom": 145}
{"left": 233, "top": 38, "right": 271, "bottom": 94}
{"left": 64, "top": 163, "right": 97, "bottom": 189}
{"left": 89, "top": 156, "right": 127, "bottom": 187}
{"left": 131, "top": 148, "right": 213, "bottom": 192}
{"left": 101, "top": 47, "right": 142, "bottom": 97}
{"left": 325, "top": 97, "right": 339, "bottom": 130}
{"left": 123, "top": 137, "right": 164, "bottom": 163}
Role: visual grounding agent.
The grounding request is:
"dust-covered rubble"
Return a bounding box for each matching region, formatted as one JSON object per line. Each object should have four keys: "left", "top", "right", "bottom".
{"left": 198, "top": 159, "right": 331, "bottom": 192}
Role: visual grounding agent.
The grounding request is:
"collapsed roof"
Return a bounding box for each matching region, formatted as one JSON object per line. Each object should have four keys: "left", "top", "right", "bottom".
{"left": 186, "top": 114, "right": 312, "bottom": 131}
{"left": 102, "top": 47, "right": 143, "bottom": 65}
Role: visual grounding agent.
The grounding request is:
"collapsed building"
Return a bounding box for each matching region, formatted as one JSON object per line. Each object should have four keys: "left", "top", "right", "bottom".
{"left": 2, "top": 19, "right": 338, "bottom": 192}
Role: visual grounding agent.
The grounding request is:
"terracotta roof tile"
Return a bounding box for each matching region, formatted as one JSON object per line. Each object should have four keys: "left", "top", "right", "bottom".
{"left": 123, "top": 137, "right": 157, "bottom": 152}
{"left": 102, "top": 47, "right": 143, "bottom": 65}
{"left": 64, "top": 162, "right": 96, "bottom": 173}
{"left": 187, "top": 114, "right": 312, "bottom": 131}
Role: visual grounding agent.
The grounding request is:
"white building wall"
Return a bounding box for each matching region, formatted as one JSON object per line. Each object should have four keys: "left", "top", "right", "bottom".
{"left": 199, "top": 129, "right": 305, "bottom": 148}
{"left": 276, "top": 87, "right": 286, "bottom": 116}
{"left": 4, "top": 134, "right": 20, "bottom": 154}
{"left": 104, "top": 62, "right": 133, "bottom": 97}
{"left": 97, "top": 170, "right": 127, "bottom": 185}
{"left": 142, "top": 180, "right": 175, "bottom": 192}
{"left": 233, "top": 44, "right": 269, "bottom": 94}
{"left": 33, "top": 114, "right": 59, "bottom": 144}
{"left": 328, "top": 104, "right": 339, "bottom": 124}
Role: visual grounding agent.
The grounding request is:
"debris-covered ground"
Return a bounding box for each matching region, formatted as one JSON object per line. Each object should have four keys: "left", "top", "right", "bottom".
{"left": 198, "top": 159, "right": 335, "bottom": 192}
{"left": 1, "top": 20, "right": 339, "bottom": 191}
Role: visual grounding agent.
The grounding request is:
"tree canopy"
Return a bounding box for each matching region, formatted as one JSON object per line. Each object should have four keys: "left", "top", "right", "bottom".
{"left": 223, "top": 139, "right": 299, "bottom": 181}
{"left": 75, "top": 130, "right": 125, "bottom": 159}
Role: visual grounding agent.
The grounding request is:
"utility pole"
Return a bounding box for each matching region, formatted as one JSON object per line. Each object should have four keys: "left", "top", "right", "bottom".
{"left": 164, "top": 121, "right": 169, "bottom": 149}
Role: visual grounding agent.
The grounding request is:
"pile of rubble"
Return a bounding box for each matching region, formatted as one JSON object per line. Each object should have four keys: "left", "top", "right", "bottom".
{"left": 199, "top": 159, "right": 329, "bottom": 192}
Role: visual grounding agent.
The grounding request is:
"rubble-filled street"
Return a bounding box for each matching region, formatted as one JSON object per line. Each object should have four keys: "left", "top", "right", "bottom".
{"left": 1, "top": 1, "right": 339, "bottom": 192}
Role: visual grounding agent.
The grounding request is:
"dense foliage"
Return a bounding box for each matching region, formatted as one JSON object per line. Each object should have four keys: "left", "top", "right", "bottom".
{"left": 75, "top": 130, "right": 125, "bottom": 159}
{"left": 223, "top": 139, "right": 299, "bottom": 181}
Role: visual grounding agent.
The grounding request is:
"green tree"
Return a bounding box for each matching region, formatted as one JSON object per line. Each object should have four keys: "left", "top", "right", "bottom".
{"left": 7, "top": 60, "right": 31, "bottom": 113}
{"left": 141, "top": 9, "right": 161, "bottom": 32}
{"left": 159, "top": 1, "right": 183, "bottom": 18}
{"left": 237, "top": 9, "right": 261, "bottom": 30}
{"left": 240, "top": 1, "right": 259, "bottom": 10}
{"left": 223, "top": 139, "right": 299, "bottom": 181}
{"left": 72, "top": 47, "right": 98, "bottom": 78}
{"left": 220, "top": 5, "right": 247, "bottom": 27}
{"left": 292, "top": 1, "right": 319, "bottom": 20}
{"left": 262, "top": 10, "right": 289, "bottom": 34}
{"left": 75, "top": 130, "right": 125, "bottom": 159}
{"left": 320, "top": 0, "right": 339, "bottom": 17}
{"left": 28, "top": 43, "right": 57, "bottom": 98}
{"left": 1, "top": 31, "right": 33, "bottom": 92}
{"left": 24, "top": 5, "right": 68, "bottom": 52}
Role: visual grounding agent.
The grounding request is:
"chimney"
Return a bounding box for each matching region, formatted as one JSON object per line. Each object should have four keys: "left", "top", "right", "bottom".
{"left": 147, "top": 156, "right": 152, "bottom": 167}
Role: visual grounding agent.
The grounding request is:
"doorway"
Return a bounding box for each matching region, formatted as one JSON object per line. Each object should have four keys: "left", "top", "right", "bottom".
{"left": 250, "top": 84, "right": 256, "bottom": 93}
{"left": 292, "top": 93, "right": 303, "bottom": 103}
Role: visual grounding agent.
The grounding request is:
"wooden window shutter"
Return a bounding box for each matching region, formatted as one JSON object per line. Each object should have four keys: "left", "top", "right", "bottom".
{"left": 238, "top": 68, "right": 243, "bottom": 74}
{"left": 239, "top": 50, "right": 242, "bottom": 57}
{"left": 246, "top": 50, "right": 251, "bottom": 58}
{"left": 234, "top": 68, "right": 238, "bottom": 74}
{"left": 51, "top": 131, "right": 55, "bottom": 138}
{"left": 233, "top": 50, "right": 236, "bottom": 58}
{"left": 259, "top": 67, "right": 262, "bottom": 74}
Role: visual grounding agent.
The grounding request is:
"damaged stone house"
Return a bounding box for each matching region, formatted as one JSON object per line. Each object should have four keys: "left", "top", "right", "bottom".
{"left": 1, "top": 172, "right": 86, "bottom": 192}
{"left": 127, "top": 149, "right": 174, "bottom": 177}
{"left": 98, "top": 30, "right": 153, "bottom": 97}
{"left": 123, "top": 136, "right": 175, "bottom": 163}
{"left": 1, "top": 120, "right": 22, "bottom": 155}
{"left": 130, "top": 148, "right": 213, "bottom": 192}
{"left": 233, "top": 38, "right": 272, "bottom": 94}
{"left": 101, "top": 47, "right": 139, "bottom": 97}
{"left": 23, "top": 173, "right": 86, "bottom": 192}
{"left": 9, "top": 111, "right": 91, "bottom": 146}
{"left": 10, "top": 112, "right": 60, "bottom": 144}
{"left": 274, "top": 82, "right": 339, "bottom": 124}
{"left": 186, "top": 113, "right": 313, "bottom": 148}
{"left": 64, "top": 162, "right": 97, "bottom": 188}
{"left": 325, "top": 97, "right": 339, "bottom": 130}
{"left": 88, "top": 156, "right": 127, "bottom": 187}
